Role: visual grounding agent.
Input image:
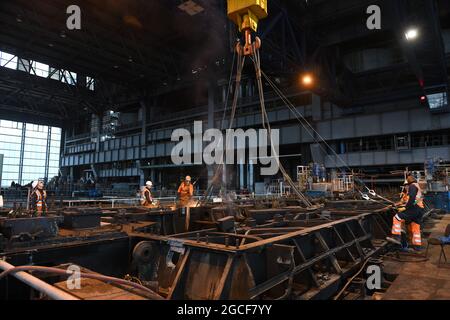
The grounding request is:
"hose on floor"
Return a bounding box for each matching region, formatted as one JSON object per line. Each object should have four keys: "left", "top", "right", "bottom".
{"left": 0, "top": 265, "right": 164, "bottom": 300}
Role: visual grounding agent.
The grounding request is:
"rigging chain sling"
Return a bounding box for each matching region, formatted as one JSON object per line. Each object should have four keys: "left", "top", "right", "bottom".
{"left": 198, "top": 53, "right": 246, "bottom": 206}
{"left": 251, "top": 46, "right": 313, "bottom": 208}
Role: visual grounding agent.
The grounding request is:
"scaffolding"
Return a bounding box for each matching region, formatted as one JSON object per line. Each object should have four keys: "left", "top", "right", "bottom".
{"left": 332, "top": 173, "right": 354, "bottom": 193}
{"left": 267, "top": 179, "right": 291, "bottom": 196}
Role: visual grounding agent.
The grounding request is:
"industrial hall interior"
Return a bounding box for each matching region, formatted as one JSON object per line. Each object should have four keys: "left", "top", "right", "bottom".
{"left": 0, "top": 0, "right": 450, "bottom": 302}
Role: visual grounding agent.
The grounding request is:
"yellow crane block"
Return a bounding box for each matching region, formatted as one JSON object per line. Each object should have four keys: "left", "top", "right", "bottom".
{"left": 227, "top": 0, "right": 268, "bottom": 33}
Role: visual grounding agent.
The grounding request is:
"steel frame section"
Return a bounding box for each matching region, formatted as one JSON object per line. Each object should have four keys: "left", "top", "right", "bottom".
{"left": 131, "top": 210, "right": 391, "bottom": 300}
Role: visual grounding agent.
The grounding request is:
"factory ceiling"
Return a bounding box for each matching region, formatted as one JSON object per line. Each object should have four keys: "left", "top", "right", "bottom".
{"left": 0, "top": 0, "right": 449, "bottom": 126}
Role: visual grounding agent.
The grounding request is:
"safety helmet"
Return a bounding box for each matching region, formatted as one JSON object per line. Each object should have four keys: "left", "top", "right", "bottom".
{"left": 32, "top": 180, "right": 43, "bottom": 189}
{"left": 185, "top": 176, "right": 191, "bottom": 182}
{"left": 146, "top": 181, "right": 153, "bottom": 187}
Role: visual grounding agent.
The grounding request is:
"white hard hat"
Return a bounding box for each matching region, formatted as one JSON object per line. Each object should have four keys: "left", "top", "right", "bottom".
{"left": 146, "top": 181, "right": 153, "bottom": 187}
{"left": 32, "top": 181, "right": 38, "bottom": 189}
{"left": 185, "top": 176, "right": 191, "bottom": 182}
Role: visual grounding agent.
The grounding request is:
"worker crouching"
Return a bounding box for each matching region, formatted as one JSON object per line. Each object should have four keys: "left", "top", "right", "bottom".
{"left": 388, "top": 175, "right": 424, "bottom": 250}
{"left": 30, "top": 180, "right": 48, "bottom": 216}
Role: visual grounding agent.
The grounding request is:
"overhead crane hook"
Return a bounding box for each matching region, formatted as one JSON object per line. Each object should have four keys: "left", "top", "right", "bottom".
{"left": 227, "top": 0, "right": 268, "bottom": 56}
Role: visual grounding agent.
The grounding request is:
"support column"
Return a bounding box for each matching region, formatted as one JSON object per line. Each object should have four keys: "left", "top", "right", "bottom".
{"left": 44, "top": 127, "right": 51, "bottom": 182}
{"left": 94, "top": 114, "right": 101, "bottom": 153}
{"left": 247, "top": 78, "right": 253, "bottom": 98}
{"left": 239, "top": 163, "right": 245, "bottom": 190}
{"left": 18, "top": 123, "right": 26, "bottom": 184}
{"left": 139, "top": 100, "right": 148, "bottom": 186}
{"left": 139, "top": 100, "right": 148, "bottom": 149}
{"left": 222, "top": 85, "right": 227, "bottom": 103}
{"left": 247, "top": 160, "right": 254, "bottom": 192}
{"left": 311, "top": 94, "right": 322, "bottom": 121}
{"left": 137, "top": 160, "right": 145, "bottom": 186}
{"left": 207, "top": 80, "right": 216, "bottom": 188}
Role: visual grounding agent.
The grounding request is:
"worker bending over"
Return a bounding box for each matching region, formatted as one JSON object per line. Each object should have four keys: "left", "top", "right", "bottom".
{"left": 388, "top": 175, "right": 424, "bottom": 250}
{"left": 30, "top": 180, "right": 48, "bottom": 216}
{"left": 140, "top": 181, "right": 154, "bottom": 207}
{"left": 178, "top": 176, "right": 194, "bottom": 208}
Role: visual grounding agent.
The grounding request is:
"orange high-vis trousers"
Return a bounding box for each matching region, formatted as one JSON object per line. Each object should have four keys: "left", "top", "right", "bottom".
{"left": 408, "top": 222, "right": 422, "bottom": 246}
{"left": 391, "top": 214, "right": 403, "bottom": 235}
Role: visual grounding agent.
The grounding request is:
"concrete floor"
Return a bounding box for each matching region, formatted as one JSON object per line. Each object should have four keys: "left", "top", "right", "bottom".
{"left": 383, "top": 215, "right": 450, "bottom": 300}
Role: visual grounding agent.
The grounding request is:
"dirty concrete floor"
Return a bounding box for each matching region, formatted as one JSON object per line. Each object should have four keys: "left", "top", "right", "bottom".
{"left": 382, "top": 214, "right": 450, "bottom": 300}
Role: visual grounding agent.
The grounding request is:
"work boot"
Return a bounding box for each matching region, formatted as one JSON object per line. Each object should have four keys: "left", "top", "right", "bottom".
{"left": 386, "top": 236, "right": 402, "bottom": 246}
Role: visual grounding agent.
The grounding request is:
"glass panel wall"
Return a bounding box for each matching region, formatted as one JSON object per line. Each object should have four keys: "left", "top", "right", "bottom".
{"left": 0, "top": 120, "right": 61, "bottom": 187}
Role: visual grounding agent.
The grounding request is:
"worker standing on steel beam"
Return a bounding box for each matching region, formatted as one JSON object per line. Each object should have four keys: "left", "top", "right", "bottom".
{"left": 178, "top": 176, "right": 194, "bottom": 208}
{"left": 178, "top": 176, "right": 194, "bottom": 231}
{"left": 388, "top": 175, "right": 424, "bottom": 250}
{"left": 140, "top": 181, "right": 154, "bottom": 207}
{"left": 30, "top": 180, "right": 48, "bottom": 216}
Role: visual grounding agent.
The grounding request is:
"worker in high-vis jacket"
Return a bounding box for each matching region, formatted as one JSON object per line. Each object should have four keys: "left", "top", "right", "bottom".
{"left": 178, "top": 176, "right": 194, "bottom": 208}
{"left": 140, "top": 181, "right": 153, "bottom": 206}
{"left": 30, "top": 180, "right": 48, "bottom": 216}
{"left": 387, "top": 175, "right": 424, "bottom": 250}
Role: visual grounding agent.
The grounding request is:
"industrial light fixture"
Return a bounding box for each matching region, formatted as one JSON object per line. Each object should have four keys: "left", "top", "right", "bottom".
{"left": 60, "top": 31, "right": 67, "bottom": 38}
{"left": 405, "top": 28, "right": 419, "bottom": 41}
{"left": 301, "top": 73, "right": 314, "bottom": 87}
{"left": 178, "top": 0, "right": 204, "bottom": 16}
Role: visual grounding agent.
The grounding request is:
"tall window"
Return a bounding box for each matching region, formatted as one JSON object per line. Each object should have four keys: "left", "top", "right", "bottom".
{"left": 22, "top": 124, "right": 49, "bottom": 184}
{"left": 0, "top": 120, "right": 61, "bottom": 187}
{"left": 48, "top": 128, "right": 62, "bottom": 178}
{"left": 0, "top": 121, "right": 22, "bottom": 187}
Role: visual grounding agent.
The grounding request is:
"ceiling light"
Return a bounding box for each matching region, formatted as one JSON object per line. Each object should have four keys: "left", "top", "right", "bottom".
{"left": 405, "top": 28, "right": 418, "bottom": 41}
{"left": 301, "top": 73, "right": 314, "bottom": 87}
{"left": 60, "top": 31, "right": 67, "bottom": 38}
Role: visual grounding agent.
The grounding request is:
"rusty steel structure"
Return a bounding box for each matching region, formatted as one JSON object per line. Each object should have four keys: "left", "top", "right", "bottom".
{"left": 0, "top": 199, "right": 395, "bottom": 300}
{"left": 129, "top": 202, "right": 392, "bottom": 300}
